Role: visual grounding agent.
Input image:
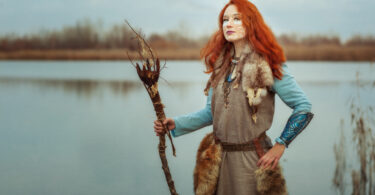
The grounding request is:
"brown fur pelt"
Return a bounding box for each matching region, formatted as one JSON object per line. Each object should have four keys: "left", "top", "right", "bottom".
{"left": 193, "top": 132, "right": 222, "bottom": 195}
{"left": 241, "top": 50, "right": 274, "bottom": 108}
{"left": 255, "top": 164, "right": 288, "bottom": 195}
{"left": 194, "top": 132, "right": 288, "bottom": 195}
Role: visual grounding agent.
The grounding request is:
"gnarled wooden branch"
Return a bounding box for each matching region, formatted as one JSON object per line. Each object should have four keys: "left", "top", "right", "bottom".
{"left": 125, "top": 20, "right": 178, "bottom": 195}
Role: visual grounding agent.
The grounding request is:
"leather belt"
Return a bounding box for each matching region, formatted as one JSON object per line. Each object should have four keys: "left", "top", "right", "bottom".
{"left": 216, "top": 132, "right": 272, "bottom": 158}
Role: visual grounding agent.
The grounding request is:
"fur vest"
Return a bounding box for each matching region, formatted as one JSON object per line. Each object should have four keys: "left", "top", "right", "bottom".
{"left": 204, "top": 44, "right": 274, "bottom": 123}
{"left": 195, "top": 44, "right": 287, "bottom": 195}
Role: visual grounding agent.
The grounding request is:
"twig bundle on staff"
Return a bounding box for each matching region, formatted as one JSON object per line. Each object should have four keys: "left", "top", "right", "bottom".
{"left": 125, "top": 20, "right": 178, "bottom": 195}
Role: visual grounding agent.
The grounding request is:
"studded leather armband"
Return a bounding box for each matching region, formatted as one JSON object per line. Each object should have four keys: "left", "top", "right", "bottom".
{"left": 275, "top": 112, "right": 314, "bottom": 148}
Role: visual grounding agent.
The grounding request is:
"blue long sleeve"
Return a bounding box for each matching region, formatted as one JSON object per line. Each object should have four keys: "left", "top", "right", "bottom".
{"left": 272, "top": 64, "right": 312, "bottom": 113}
{"left": 273, "top": 64, "right": 313, "bottom": 147}
{"left": 171, "top": 88, "right": 213, "bottom": 137}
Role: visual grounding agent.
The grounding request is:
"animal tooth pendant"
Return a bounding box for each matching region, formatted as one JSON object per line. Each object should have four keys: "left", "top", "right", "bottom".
{"left": 230, "top": 66, "right": 237, "bottom": 80}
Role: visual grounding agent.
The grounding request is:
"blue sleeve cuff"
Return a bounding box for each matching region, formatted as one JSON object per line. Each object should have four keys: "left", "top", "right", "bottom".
{"left": 275, "top": 137, "right": 287, "bottom": 147}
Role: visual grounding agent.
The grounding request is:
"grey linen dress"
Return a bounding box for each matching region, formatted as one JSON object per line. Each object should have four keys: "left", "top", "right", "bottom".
{"left": 212, "top": 75, "right": 275, "bottom": 195}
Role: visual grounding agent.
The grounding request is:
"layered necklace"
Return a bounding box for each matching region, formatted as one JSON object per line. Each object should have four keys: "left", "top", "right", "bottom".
{"left": 222, "top": 56, "right": 240, "bottom": 108}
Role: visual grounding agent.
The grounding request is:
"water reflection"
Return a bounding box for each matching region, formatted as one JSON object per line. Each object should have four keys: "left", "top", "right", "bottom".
{"left": 1, "top": 76, "right": 374, "bottom": 100}
{"left": 0, "top": 77, "right": 200, "bottom": 100}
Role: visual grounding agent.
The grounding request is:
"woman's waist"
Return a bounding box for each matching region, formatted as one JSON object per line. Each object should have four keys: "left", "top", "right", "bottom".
{"left": 214, "top": 132, "right": 273, "bottom": 152}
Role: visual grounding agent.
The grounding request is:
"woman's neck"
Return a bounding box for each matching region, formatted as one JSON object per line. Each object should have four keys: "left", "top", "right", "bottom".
{"left": 233, "top": 39, "right": 249, "bottom": 58}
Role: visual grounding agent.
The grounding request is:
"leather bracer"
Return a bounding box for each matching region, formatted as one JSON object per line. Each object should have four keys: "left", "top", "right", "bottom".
{"left": 275, "top": 112, "right": 314, "bottom": 147}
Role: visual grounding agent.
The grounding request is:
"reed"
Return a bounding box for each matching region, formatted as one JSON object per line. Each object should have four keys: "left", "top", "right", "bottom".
{"left": 333, "top": 71, "right": 375, "bottom": 195}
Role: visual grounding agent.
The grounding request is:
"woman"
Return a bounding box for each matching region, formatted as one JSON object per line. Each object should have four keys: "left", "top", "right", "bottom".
{"left": 154, "top": 0, "right": 313, "bottom": 194}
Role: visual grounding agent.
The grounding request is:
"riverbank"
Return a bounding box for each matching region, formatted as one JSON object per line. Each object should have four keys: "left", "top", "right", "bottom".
{"left": 0, "top": 49, "right": 199, "bottom": 61}
{"left": 0, "top": 46, "right": 374, "bottom": 61}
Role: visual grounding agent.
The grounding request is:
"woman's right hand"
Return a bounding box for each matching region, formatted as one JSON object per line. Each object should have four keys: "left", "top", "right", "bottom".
{"left": 154, "top": 118, "right": 175, "bottom": 136}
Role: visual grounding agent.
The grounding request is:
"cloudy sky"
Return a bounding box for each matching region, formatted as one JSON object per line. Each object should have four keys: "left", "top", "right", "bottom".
{"left": 0, "top": 0, "right": 374, "bottom": 40}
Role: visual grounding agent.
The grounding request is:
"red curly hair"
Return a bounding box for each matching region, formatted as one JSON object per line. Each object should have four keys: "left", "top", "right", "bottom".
{"left": 201, "top": 0, "right": 286, "bottom": 88}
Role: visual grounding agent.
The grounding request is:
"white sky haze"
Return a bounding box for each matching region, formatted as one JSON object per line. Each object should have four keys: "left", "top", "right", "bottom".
{"left": 0, "top": 0, "right": 374, "bottom": 40}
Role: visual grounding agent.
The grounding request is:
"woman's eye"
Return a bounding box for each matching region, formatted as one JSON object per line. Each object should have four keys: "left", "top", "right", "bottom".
{"left": 223, "top": 19, "right": 229, "bottom": 22}
{"left": 234, "top": 18, "right": 240, "bottom": 21}
{"left": 222, "top": 20, "right": 228, "bottom": 26}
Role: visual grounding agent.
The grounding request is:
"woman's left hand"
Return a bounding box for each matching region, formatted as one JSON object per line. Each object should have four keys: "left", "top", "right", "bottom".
{"left": 257, "top": 143, "right": 285, "bottom": 170}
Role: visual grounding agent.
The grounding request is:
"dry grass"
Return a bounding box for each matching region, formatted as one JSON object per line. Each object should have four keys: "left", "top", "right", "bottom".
{"left": 284, "top": 45, "right": 375, "bottom": 61}
{"left": 0, "top": 48, "right": 200, "bottom": 61}
{"left": 0, "top": 45, "right": 374, "bottom": 61}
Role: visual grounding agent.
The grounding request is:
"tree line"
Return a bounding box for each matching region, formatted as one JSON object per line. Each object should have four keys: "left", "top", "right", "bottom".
{"left": 1, "top": 19, "right": 375, "bottom": 51}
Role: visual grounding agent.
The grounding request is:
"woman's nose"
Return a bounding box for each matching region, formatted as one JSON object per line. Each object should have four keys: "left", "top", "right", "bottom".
{"left": 228, "top": 19, "right": 236, "bottom": 26}
{"left": 226, "top": 20, "right": 233, "bottom": 28}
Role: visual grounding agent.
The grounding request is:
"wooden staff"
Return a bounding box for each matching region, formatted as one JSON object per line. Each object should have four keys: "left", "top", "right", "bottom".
{"left": 125, "top": 20, "right": 178, "bottom": 195}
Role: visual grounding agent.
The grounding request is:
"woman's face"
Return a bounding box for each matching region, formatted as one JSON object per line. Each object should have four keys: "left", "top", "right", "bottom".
{"left": 222, "top": 4, "right": 246, "bottom": 43}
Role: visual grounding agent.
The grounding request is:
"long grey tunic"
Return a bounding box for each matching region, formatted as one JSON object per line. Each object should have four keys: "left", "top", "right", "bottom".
{"left": 211, "top": 70, "right": 275, "bottom": 195}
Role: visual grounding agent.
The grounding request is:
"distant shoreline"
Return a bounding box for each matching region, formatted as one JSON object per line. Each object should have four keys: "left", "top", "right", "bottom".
{"left": 0, "top": 46, "right": 374, "bottom": 61}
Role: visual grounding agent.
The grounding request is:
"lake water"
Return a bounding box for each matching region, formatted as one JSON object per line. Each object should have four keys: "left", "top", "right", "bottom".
{"left": 0, "top": 60, "right": 374, "bottom": 195}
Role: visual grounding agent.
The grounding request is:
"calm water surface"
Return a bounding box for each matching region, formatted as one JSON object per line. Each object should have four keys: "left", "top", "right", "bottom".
{"left": 0, "top": 60, "right": 374, "bottom": 195}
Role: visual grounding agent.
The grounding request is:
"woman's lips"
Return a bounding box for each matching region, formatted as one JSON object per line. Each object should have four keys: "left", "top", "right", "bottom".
{"left": 226, "top": 31, "right": 235, "bottom": 35}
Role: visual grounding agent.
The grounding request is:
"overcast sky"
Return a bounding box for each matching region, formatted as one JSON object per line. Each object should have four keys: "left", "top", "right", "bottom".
{"left": 1, "top": 0, "right": 374, "bottom": 40}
